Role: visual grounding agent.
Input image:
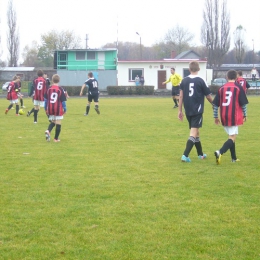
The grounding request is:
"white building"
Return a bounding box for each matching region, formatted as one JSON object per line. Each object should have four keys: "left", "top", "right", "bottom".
{"left": 117, "top": 59, "right": 209, "bottom": 90}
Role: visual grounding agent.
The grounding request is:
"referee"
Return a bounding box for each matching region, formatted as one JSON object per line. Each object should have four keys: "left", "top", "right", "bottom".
{"left": 162, "top": 68, "right": 182, "bottom": 108}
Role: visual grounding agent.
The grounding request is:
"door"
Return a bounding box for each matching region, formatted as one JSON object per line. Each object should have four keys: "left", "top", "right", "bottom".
{"left": 158, "top": 70, "right": 166, "bottom": 89}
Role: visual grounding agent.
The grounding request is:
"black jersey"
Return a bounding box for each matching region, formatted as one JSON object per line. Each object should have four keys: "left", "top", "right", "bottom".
{"left": 180, "top": 75, "right": 211, "bottom": 116}
{"left": 84, "top": 77, "right": 99, "bottom": 95}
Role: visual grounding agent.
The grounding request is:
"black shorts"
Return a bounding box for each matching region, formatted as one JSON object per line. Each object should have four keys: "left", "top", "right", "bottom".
{"left": 186, "top": 114, "right": 203, "bottom": 129}
{"left": 172, "top": 86, "right": 180, "bottom": 96}
{"left": 88, "top": 93, "right": 99, "bottom": 102}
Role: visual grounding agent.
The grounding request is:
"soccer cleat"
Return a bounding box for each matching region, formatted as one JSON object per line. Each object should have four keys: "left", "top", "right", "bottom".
{"left": 45, "top": 130, "right": 50, "bottom": 142}
{"left": 181, "top": 155, "right": 191, "bottom": 162}
{"left": 231, "top": 159, "right": 240, "bottom": 163}
{"left": 198, "top": 154, "right": 207, "bottom": 159}
{"left": 173, "top": 105, "right": 179, "bottom": 108}
{"left": 53, "top": 139, "right": 60, "bottom": 142}
{"left": 214, "top": 150, "right": 222, "bottom": 165}
{"left": 15, "top": 114, "right": 19, "bottom": 116}
{"left": 95, "top": 107, "right": 100, "bottom": 114}
{"left": 34, "top": 121, "right": 37, "bottom": 124}
{"left": 21, "top": 106, "right": 26, "bottom": 108}
{"left": 27, "top": 111, "right": 30, "bottom": 117}
{"left": 84, "top": 113, "right": 88, "bottom": 116}
{"left": 5, "top": 109, "right": 8, "bottom": 114}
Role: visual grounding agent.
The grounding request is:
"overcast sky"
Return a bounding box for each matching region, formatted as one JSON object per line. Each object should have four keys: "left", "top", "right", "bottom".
{"left": 0, "top": 0, "right": 260, "bottom": 63}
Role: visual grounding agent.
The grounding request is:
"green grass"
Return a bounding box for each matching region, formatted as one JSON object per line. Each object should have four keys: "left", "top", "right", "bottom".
{"left": 1, "top": 96, "right": 260, "bottom": 260}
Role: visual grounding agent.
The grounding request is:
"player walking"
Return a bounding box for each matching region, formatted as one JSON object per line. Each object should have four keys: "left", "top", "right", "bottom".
{"left": 44, "top": 74, "right": 67, "bottom": 142}
{"left": 178, "top": 61, "right": 213, "bottom": 162}
{"left": 213, "top": 70, "right": 248, "bottom": 164}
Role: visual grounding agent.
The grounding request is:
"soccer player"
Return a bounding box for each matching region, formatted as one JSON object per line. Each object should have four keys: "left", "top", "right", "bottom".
{"left": 44, "top": 74, "right": 67, "bottom": 142}
{"left": 43, "top": 73, "right": 51, "bottom": 89}
{"left": 236, "top": 70, "right": 250, "bottom": 95}
{"left": 178, "top": 61, "right": 213, "bottom": 162}
{"left": 213, "top": 70, "right": 248, "bottom": 164}
{"left": 162, "top": 68, "right": 182, "bottom": 108}
{"left": 5, "top": 76, "right": 21, "bottom": 116}
{"left": 16, "top": 76, "right": 25, "bottom": 108}
{"left": 27, "top": 70, "right": 47, "bottom": 123}
{"left": 80, "top": 72, "right": 100, "bottom": 115}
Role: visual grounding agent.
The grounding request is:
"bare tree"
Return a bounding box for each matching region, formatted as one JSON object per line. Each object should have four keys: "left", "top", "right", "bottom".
{"left": 233, "top": 25, "right": 246, "bottom": 64}
{"left": 164, "top": 25, "right": 194, "bottom": 54}
{"left": 7, "top": 0, "right": 19, "bottom": 67}
{"left": 201, "top": 0, "right": 230, "bottom": 68}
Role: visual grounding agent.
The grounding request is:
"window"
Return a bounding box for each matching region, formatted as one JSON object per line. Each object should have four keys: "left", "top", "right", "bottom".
{"left": 183, "top": 69, "right": 189, "bottom": 78}
{"left": 87, "top": 52, "right": 96, "bottom": 60}
{"left": 76, "top": 52, "right": 85, "bottom": 60}
{"left": 59, "top": 53, "right": 67, "bottom": 61}
{"left": 129, "top": 68, "right": 144, "bottom": 81}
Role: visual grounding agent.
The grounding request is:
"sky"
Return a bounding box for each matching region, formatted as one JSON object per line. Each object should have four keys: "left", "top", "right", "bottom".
{"left": 0, "top": 0, "right": 260, "bottom": 63}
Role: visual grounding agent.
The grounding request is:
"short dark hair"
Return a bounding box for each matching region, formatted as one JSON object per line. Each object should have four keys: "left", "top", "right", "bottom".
{"left": 171, "top": 68, "right": 175, "bottom": 71}
{"left": 237, "top": 70, "right": 243, "bottom": 76}
{"left": 37, "top": 70, "right": 44, "bottom": 77}
{"left": 227, "top": 70, "right": 237, "bottom": 80}
{"left": 88, "top": 72, "right": 93, "bottom": 78}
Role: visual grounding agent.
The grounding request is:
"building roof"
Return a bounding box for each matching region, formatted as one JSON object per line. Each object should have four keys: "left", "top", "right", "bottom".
{"left": 0, "top": 67, "right": 35, "bottom": 71}
{"left": 174, "top": 50, "right": 201, "bottom": 59}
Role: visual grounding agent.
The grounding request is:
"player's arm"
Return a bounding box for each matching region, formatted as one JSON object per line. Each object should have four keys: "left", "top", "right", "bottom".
{"left": 206, "top": 94, "right": 213, "bottom": 105}
{"left": 80, "top": 83, "right": 86, "bottom": 96}
{"left": 178, "top": 89, "right": 184, "bottom": 121}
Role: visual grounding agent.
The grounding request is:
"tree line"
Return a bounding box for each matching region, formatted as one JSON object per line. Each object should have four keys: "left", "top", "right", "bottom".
{"left": 1, "top": 0, "right": 259, "bottom": 68}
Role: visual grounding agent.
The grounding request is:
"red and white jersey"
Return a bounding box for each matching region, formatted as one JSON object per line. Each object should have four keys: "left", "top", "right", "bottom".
{"left": 6, "top": 81, "right": 18, "bottom": 100}
{"left": 45, "top": 85, "right": 66, "bottom": 116}
{"left": 213, "top": 82, "right": 248, "bottom": 126}
{"left": 33, "top": 77, "right": 47, "bottom": 101}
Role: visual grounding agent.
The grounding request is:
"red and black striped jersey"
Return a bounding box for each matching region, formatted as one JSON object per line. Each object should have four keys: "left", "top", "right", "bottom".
{"left": 236, "top": 77, "right": 250, "bottom": 93}
{"left": 213, "top": 82, "right": 248, "bottom": 126}
{"left": 45, "top": 85, "right": 66, "bottom": 116}
{"left": 6, "top": 81, "right": 18, "bottom": 100}
{"left": 33, "top": 77, "right": 47, "bottom": 101}
{"left": 180, "top": 75, "right": 211, "bottom": 116}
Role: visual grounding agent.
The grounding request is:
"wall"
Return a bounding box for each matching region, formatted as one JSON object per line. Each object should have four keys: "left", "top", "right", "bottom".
{"left": 57, "top": 70, "right": 117, "bottom": 90}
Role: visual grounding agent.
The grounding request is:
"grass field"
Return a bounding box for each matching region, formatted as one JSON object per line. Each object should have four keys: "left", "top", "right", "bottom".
{"left": 1, "top": 96, "right": 260, "bottom": 260}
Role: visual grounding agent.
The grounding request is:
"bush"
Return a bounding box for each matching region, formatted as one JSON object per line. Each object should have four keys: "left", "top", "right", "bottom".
{"left": 107, "top": 85, "right": 154, "bottom": 95}
{"left": 63, "top": 86, "right": 88, "bottom": 96}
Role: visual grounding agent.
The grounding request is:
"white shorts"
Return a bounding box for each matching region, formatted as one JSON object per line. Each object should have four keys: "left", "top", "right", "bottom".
{"left": 48, "top": 115, "right": 63, "bottom": 121}
{"left": 224, "top": 126, "right": 238, "bottom": 135}
{"left": 34, "top": 100, "right": 45, "bottom": 107}
{"left": 10, "top": 99, "right": 18, "bottom": 104}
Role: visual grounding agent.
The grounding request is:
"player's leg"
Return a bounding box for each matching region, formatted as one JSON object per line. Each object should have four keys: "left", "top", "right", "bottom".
{"left": 94, "top": 94, "right": 100, "bottom": 114}
{"left": 5, "top": 102, "right": 13, "bottom": 114}
{"left": 215, "top": 127, "right": 237, "bottom": 164}
{"left": 34, "top": 106, "right": 39, "bottom": 123}
{"left": 15, "top": 101, "right": 19, "bottom": 115}
{"left": 181, "top": 116, "right": 195, "bottom": 162}
{"left": 45, "top": 118, "right": 55, "bottom": 142}
{"left": 54, "top": 119, "right": 61, "bottom": 142}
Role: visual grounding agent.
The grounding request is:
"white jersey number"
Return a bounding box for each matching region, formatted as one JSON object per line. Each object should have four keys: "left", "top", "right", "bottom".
{"left": 50, "top": 93, "right": 58, "bottom": 103}
{"left": 222, "top": 91, "right": 232, "bottom": 106}
{"left": 37, "top": 81, "right": 43, "bottom": 90}
{"left": 189, "top": 83, "right": 194, "bottom": 96}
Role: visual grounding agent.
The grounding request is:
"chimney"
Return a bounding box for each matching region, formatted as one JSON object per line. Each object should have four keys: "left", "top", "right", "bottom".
{"left": 171, "top": 51, "right": 176, "bottom": 58}
{"left": 85, "top": 34, "right": 89, "bottom": 49}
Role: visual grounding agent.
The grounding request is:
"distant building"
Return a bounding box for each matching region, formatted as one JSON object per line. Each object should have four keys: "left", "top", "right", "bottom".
{"left": 54, "top": 48, "right": 117, "bottom": 90}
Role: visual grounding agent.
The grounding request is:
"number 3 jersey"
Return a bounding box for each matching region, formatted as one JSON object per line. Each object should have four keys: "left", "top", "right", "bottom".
{"left": 45, "top": 85, "right": 67, "bottom": 116}
{"left": 213, "top": 82, "right": 248, "bottom": 126}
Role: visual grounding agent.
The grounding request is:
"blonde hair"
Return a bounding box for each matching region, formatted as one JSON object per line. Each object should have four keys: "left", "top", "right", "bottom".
{"left": 189, "top": 61, "right": 200, "bottom": 72}
{"left": 52, "top": 74, "right": 60, "bottom": 83}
